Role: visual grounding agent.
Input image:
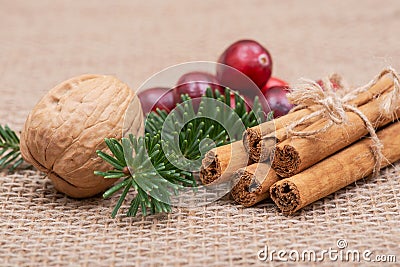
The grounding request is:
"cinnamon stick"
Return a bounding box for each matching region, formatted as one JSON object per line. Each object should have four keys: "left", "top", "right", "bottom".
{"left": 272, "top": 89, "right": 399, "bottom": 177}
{"left": 244, "top": 74, "right": 394, "bottom": 162}
{"left": 230, "top": 162, "right": 279, "bottom": 207}
{"left": 270, "top": 120, "right": 400, "bottom": 215}
{"left": 199, "top": 140, "right": 252, "bottom": 185}
{"left": 242, "top": 109, "right": 315, "bottom": 162}
{"left": 200, "top": 73, "right": 395, "bottom": 186}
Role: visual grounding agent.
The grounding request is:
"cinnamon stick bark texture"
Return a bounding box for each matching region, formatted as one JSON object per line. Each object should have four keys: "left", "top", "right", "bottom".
{"left": 243, "top": 74, "right": 394, "bottom": 163}
{"left": 272, "top": 89, "right": 399, "bottom": 178}
{"left": 270, "top": 121, "right": 400, "bottom": 215}
{"left": 199, "top": 140, "right": 252, "bottom": 185}
{"left": 344, "top": 73, "right": 394, "bottom": 106}
{"left": 243, "top": 108, "right": 313, "bottom": 162}
{"left": 230, "top": 163, "right": 279, "bottom": 207}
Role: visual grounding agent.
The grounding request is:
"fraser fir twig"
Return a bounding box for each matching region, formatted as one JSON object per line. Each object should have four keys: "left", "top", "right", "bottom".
{"left": 96, "top": 88, "right": 271, "bottom": 217}
{"left": 1, "top": 87, "right": 271, "bottom": 218}
{"left": 0, "top": 125, "right": 24, "bottom": 171}
{"left": 95, "top": 135, "right": 184, "bottom": 217}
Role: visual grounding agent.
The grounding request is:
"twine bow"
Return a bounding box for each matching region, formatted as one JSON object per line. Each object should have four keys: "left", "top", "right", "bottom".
{"left": 285, "top": 67, "right": 400, "bottom": 174}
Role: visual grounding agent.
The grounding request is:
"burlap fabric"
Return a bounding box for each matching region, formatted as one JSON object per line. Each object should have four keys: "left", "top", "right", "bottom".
{"left": 1, "top": 1, "right": 399, "bottom": 266}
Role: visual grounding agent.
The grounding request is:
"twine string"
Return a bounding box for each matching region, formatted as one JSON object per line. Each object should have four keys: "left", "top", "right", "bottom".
{"left": 285, "top": 67, "right": 400, "bottom": 174}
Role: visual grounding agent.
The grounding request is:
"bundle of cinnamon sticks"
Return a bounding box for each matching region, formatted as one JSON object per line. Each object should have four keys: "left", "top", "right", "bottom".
{"left": 199, "top": 69, "right": 400, "bottom": 214}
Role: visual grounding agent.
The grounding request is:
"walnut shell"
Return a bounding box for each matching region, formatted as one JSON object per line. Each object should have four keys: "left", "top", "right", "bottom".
{"left": 20, "top": 74, "right": 143, "bottom": 198}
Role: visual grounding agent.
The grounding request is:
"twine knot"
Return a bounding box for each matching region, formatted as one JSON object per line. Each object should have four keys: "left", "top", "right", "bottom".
{"left": 284, "top": 67, "right": 400, "bottom": 174}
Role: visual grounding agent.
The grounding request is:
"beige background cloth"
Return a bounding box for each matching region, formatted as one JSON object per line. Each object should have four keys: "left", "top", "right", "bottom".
{"left": 1, "top": 0, "right": 399, "bottom": 266}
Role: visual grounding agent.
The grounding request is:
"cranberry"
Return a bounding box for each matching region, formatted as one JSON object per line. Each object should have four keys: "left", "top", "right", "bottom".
{"left": 217, "top": 40, "right": 273, "bottom": 91}
{"left": 316, "top": 78, "right": 341, "bottom": 91}
{"left": 175, "top": 71, "right": 223, "bottom": 102}
{"left": 261, "top": 77, "right": 288, "bottom": 94}
{"left": 263, "top": 86, "right": 294, "bottom": 118}
{"left": 230, "top": 93, "right": 253, "bottom": 111}
{"left": 138, "top": 87, "right": 177, "bottom": 114}
{"left": 229, "top": 92, "right": 273, "bottom": 120}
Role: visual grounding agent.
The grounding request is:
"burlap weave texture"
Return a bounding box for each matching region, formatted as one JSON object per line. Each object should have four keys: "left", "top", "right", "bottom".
{"left": 1, "top": 1, "right": 399, "bottom": 266}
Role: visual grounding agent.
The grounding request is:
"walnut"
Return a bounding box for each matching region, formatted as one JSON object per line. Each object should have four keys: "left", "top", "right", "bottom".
{"left": 20, "top": 74, "right": 142, "bottom": 198}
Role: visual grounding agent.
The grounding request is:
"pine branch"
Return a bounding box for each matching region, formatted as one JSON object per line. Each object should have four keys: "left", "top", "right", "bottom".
{"left": 0, "top": 87, "right": 272, "bottom": 218}
{"left": 95, "top": 135, "right": 183, "bottom": 218}
{"left": 0, "top": 125, "right": 24, "bottom": 171}
{"left": 96, "top": 88, "right": 271, "bottom": 217}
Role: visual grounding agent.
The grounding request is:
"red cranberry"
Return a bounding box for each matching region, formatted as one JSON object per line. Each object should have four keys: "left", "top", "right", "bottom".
{"left": 263, "top": 86, "right": 294, "bottom": 118}
{"left": 261, "top": 77, "right": 288, "bottom": 94}
{"left": 230, "top": 93, "right": 253, "bottom": 111}
{"left": 138, "top": 87, "right": 177, "bottom": 114}
{"left": 316, "top": 78, "right": 341, "bottom": 91}
{"left": 217, "top": 40, "right": 273, "bottom": 91}
{"left": 175, "top": 71, "right": 223, "bottom": 102}
{"left": 230, "top": 92, "right": 273, "bottom": 120}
